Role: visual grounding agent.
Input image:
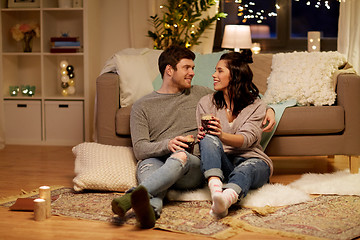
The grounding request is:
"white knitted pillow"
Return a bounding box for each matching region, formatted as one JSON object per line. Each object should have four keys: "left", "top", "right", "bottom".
{"left": 72, "top": 142, "right": 137, "bottom": 192}
{"left": 263, "top": 51, "right": 346, "bottom": 106}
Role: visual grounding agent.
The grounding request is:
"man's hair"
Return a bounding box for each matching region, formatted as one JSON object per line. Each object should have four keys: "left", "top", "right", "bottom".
{"left": 158, "top": 45, "right": 196, "bottom": 77}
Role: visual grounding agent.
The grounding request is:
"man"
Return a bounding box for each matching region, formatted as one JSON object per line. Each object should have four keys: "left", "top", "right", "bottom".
{"left": 111, "top": 45, "right": 275, "bottom": 229}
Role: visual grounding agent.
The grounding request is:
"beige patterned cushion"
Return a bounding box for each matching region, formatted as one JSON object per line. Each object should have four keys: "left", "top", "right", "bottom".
{"left": 72, "top": 142, "right": 137, "bottom": 192}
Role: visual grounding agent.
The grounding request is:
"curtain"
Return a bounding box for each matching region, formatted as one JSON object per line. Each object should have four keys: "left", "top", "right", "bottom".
{"left": 338, "top": 0, "right": 360, "bottom": 73}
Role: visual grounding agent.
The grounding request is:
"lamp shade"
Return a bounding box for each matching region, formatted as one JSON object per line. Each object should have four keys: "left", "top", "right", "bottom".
{"left": 221, "top": 25, "right": 252, "bottom": 52}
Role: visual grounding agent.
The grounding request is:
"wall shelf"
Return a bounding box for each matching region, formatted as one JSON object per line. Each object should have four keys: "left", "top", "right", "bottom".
{"left": 1, "top": 0, "right": 88, "bottom": 146}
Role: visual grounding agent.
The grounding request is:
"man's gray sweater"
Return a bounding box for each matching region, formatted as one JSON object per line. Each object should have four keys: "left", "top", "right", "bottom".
{"left": 130, "top": 85, "right": 213, "bottom": 161}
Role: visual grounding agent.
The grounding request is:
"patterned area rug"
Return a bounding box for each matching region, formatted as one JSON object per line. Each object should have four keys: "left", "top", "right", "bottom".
{"left": 224, "top": 195, "right": 360, "bottom": 240}
{"left": 49, "top": 189, "right": 238, "bottom": 237}
{"left": 2, "top": 188, "right": 360, "bottom": 239}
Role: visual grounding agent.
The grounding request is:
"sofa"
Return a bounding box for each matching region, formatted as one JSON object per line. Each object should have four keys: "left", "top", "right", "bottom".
{"left": 95, "top": 50, "right": 360, "bottom": 174}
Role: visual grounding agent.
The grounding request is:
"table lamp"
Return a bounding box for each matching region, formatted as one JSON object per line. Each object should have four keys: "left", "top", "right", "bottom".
{"left": 221, "top": 25, "right": 252, "bottom": 52}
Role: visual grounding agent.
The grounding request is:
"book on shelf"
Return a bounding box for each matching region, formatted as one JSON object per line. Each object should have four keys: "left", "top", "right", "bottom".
{"left": 50, "top": 37, "right": 79, "bottom": 42}
{"left": 50, "top": 48, "right": 80, "bottom": 53}
{"left": 52, "top": 41, "right": 81, "bottom": 47}
{"left": 50, "top": 36, "right": 81, "bottom": 53}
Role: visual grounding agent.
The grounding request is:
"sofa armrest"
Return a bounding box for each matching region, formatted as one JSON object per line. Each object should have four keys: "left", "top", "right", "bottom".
{"left": 336, "top": 73, "right": 360, "bottom": 155}
{"left": 95, "top": 72, "right": 131, "bottom": 146}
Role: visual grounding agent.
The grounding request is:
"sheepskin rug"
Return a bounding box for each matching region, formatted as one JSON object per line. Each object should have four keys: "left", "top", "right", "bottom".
{"left": 167, "top": 169, "right": 360, "bottom": 208}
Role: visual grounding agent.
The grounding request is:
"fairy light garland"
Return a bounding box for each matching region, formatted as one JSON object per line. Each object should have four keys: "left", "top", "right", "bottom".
{"left": 294, "top": 0, "right": 339, "bottom": 9}
{"left": 234, "top": 1, "right": 278, "bottom": 24}
{"left": 235, "top": 0, "right": 339, "bottom": 24}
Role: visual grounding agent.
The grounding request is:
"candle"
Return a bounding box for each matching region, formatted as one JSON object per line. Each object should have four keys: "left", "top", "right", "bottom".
{"left": 252, "top": 43, "right": 261, "bottom": 54}
{"left": 33, "top": 199, "right": 46, "bottom": 221}
{"left": 39, "top": 186, "right": 51, "bottom": 218}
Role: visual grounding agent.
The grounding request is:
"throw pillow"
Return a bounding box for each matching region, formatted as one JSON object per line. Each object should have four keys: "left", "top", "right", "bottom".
{"left": 152, "top": 74, "right": 162, "bottom": 91}
{"left": 115, "top": 54, "right": 154, "bottom": 107}
{"left": 72, "top": 142, "right": 137, "bottom": 192}
{"left": 263, "top": 51, "right": 347, "bottom": 106}
{"left": 193, "top": 50, "right": 228, "bottom": 89}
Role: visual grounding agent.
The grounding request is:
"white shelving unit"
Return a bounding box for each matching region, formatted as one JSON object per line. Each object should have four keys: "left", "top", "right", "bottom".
{"left": 0, "top": 0, "right": 88, "bottom": 146}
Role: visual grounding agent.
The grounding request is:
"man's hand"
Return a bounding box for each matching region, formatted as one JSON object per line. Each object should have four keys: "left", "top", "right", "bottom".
{"left": 168, "top": 136, "right": 189, "bottom": 152}
{"left": 263, "top": 108, "right": 276, "bottom": 132}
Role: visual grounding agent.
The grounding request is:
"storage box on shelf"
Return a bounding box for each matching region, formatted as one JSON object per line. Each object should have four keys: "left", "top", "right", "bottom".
{"left": 4, "top": 100, "right": 42, "bottom": 144}
{"left": 0, "top": 0, "right": 88, "bottom": 146}
{"left": 45, "top": 100, "right": 84, "bottom": 145}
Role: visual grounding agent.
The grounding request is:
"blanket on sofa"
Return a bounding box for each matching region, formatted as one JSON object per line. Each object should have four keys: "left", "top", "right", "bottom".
{"left": 260, "top": 99, "right": 296, "bottom": 149}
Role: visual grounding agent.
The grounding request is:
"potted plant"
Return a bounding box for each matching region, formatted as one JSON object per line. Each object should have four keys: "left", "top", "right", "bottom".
{"left": 147, "top": 0, "right": 227, "bottom": 50}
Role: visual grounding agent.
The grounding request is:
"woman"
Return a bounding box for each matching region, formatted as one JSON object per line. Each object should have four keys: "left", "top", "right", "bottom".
{"left": 196, "top": 51, "right": 273, "bottom": 218}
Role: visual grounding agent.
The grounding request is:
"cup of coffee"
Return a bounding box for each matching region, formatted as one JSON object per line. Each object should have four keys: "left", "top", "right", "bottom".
{"left": 184, "top": 135, "right": 195, "bottom": 154}
{"left": 201, "top": 114, "right": 213, "bottom": 133}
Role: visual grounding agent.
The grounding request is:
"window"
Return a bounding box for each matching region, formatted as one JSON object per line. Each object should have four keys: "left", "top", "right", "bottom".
{"left": 213, "top": 0, "right": 340, "bottom": 52}
{"left": 291, "top": 0, "right": 339, "bottom": 38}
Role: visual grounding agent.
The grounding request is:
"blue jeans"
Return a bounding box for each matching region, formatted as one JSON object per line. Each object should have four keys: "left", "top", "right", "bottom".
{"left": 199, "top": 134, "right": 270, "bottom": 198}
{"left": 136, "top": 151, "right": 205, "bottom": 217}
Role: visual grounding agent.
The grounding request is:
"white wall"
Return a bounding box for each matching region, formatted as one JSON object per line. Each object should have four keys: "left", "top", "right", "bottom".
{"left": 87, "top": 0, "right": 217, "bottom": 140}
{"left": 87, "top": 0, "right": 154, "bottom": 140}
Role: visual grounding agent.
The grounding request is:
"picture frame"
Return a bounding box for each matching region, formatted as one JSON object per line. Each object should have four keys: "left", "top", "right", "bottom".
{"left": 8, "top": 0, "right": 40, "bottom": 8}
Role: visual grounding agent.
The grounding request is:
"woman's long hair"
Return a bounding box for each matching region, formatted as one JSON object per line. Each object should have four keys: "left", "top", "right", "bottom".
{"left": 212, "top": 51, "right": 259, "bottom": 116}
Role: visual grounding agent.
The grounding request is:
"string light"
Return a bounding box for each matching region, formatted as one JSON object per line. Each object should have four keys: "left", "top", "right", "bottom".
{"left": 234, "top": 0, "right": 337, "bottom": 26}
{"left": 295, "top": 0, "right": 337, "bottom": 9}
{"left": 235, "top": 1, "right": 278, "bottom": 24}
{"left": 235, "top": 0, "right": 337, "bottom": 24}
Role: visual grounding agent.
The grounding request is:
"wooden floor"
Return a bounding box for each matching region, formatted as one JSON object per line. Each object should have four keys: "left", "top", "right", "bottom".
{"left": 0, "top": 145, "right": 341, "bottom": 240}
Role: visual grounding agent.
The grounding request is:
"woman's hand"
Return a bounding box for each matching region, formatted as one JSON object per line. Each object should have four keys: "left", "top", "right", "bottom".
{"left": 197, "top": 126, "right": 206, "bottom": 141}
{"left": 207, "top": 116, "right": 223, "bottom": 138}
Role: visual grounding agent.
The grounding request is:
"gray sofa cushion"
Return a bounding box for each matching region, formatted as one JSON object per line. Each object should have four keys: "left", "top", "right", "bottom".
{"left": 275, "top": 106, "right": 344, "bottom": 135}
{"left": 115, "top": 104, "right": 345, "bottom": 137}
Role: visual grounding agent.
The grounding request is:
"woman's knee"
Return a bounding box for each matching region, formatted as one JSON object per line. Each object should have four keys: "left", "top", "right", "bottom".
{"left": 201, "top": 134, "right": 221, "bottom": 146}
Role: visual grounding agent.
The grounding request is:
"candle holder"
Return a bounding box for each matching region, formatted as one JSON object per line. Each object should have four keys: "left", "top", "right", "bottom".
{"left": 28, "top": 86, "right": 36, "bottom": 96}
{"left": 20, "top": 85, "right": 36, "bottom": 96}
{"left": 21, "top": 85, "right": 30, "bottom": 96}
{"left": 251, "top": 43, "right": 261, "bottom": 54}
{"left": 9, "top": 86, "right": 19, "bottom": 96}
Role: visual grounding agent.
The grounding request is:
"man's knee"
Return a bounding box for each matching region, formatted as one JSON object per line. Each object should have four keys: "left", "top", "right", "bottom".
{"left": 171, "top": 151, "right": 188, "bottom": 165}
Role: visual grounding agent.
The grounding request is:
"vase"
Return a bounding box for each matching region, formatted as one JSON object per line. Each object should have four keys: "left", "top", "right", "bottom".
{"left": 23, "top": 33, "right": 34, "bottom": 52}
